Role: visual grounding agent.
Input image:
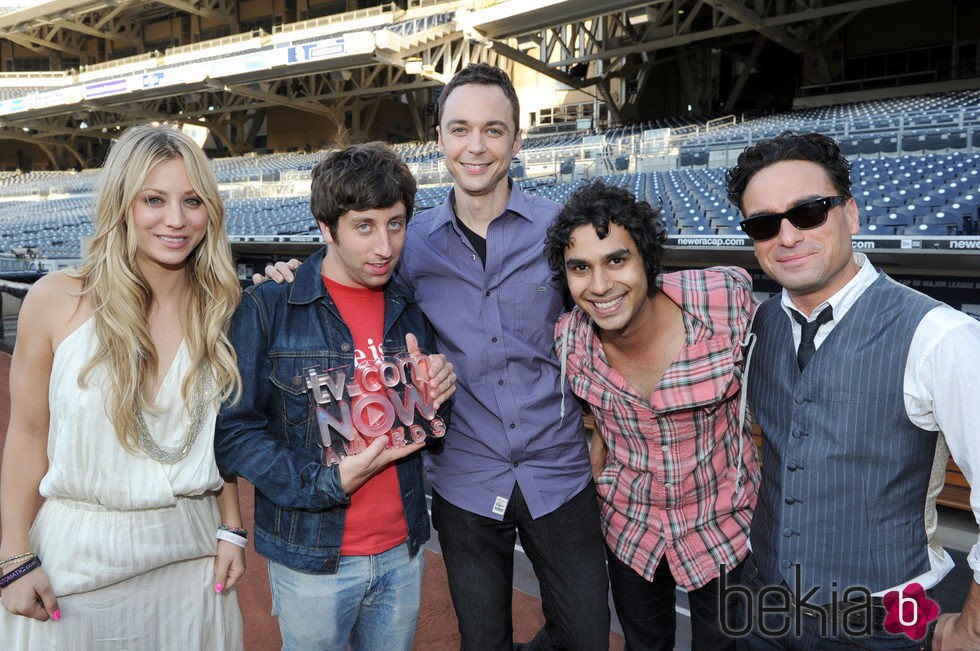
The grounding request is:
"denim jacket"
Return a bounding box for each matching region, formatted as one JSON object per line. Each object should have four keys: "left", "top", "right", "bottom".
{"left": 215, "top": 248, "right": 446, "bottom": 573}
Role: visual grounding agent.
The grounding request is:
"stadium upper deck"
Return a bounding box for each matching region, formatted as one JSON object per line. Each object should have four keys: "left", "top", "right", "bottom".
{"left": 0, "top": 0, "right": 976, "bottom": 284}
{"left": 0, "top": 0, "right": 977, "bottom": 168}
{"left": 0, "top": 94, "right": 977, "bottom": 283}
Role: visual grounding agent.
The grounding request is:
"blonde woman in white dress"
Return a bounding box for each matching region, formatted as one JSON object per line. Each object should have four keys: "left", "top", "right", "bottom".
{"left": 0, "top": 123, "right": 245, "bottom": 649}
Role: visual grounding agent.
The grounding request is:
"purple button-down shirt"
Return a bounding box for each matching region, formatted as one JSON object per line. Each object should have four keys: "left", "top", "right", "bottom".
{"left": 397, "top": 184, "right": 591, "bottom": 520}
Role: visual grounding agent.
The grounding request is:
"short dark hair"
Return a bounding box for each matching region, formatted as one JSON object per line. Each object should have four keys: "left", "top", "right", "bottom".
{"left": 545, "top": 180, "right": 667, "bottom": 296}
{"left": 310, "top": 142, "right": 417, "bottom": 238}
{"left": 726, "top": 131, "right": 852, "bottom": 213}
{"left": 438, "top": 62, "right": 520, "bottom": 132}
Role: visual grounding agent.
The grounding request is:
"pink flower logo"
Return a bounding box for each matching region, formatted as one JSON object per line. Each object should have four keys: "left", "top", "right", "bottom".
{"left": 882, "top": 582, "right": 939, "bottom": 640}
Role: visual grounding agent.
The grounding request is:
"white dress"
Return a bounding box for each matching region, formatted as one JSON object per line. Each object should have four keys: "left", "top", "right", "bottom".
{"left": 0, "top": 318, "right": 244, "bottom": 650}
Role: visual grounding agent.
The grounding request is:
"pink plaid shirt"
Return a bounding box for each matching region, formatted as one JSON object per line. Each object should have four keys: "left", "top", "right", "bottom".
{"left": 555, "top": 266, "right": 760, "bottom": 589}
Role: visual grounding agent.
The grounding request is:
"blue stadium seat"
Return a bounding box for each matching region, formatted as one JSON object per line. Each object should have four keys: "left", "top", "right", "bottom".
{"left": 861, "top": 223, "right": 895, "bottom": 235}
{"left": 902, "top": 223, "right": 956, "bottom": 236}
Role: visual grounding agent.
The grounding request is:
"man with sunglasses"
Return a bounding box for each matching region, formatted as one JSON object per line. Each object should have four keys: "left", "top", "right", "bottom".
{"left": 726, "top": 131, "right": 980, "bottom": 649}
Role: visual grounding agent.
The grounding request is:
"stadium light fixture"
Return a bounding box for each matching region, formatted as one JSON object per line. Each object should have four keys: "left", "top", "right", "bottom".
{"left": 404, "top": 58, "right": 449, "bottom": 84}
{"left": 405, "top": 58, "right": 423, "bottom": 75}
{"left": 516, "top": 35, "right": 538, "bottom": 51}
{"left": 626, "top": 8, "right": 650, "bottom": 26}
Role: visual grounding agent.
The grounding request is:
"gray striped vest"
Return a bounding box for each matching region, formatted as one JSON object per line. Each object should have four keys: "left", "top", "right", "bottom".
{"left": 749, "top": 272, "right": 939, "bottom": 605}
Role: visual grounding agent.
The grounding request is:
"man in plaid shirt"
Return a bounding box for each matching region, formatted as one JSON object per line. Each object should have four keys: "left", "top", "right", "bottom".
{"left": 545, "top": 180, "right": 760, "bottom": 650}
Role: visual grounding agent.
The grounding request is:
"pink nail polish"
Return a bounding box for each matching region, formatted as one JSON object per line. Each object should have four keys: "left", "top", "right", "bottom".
{"left": 215, "top": 582, "right": 223, "bottom": 593}
{"left": 52, "top": 609, "right": 61, "bottom": 621}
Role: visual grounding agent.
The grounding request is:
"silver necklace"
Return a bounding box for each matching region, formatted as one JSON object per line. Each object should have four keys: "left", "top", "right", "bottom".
{"left": 134, "top": 363, "right": 212, "bottom": 464}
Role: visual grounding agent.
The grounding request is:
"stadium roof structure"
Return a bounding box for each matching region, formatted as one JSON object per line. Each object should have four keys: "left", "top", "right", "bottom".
{"left": 0, "top": 0, "right": 957, "bottom": 167}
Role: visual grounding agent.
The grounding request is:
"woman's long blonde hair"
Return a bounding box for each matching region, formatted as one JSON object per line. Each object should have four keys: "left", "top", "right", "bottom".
{"left": 73, "top": 123, "right": 241, "bottom": 451}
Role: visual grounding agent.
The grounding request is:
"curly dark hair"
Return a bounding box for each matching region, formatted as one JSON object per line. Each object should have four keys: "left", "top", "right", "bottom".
{"left": 310, "top": 141, "right": 417, "bottom": 238}
{"left": 545, "top": 180, "right": 668, "bottom": 297}
{"left": 726, "top": 131, "right": 852, "bottom": 212}
{"left": 438, "top": 62, "right": 520, "bottom": 132}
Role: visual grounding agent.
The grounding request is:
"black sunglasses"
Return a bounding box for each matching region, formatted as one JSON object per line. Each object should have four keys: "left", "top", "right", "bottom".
{"left": 739, "top": 196, "right": 847, "bottom": 241}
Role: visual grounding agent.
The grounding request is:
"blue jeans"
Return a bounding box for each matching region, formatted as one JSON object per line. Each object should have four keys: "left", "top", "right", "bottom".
{"left": 431, "top": 482, "right": 610, "bottom": 651}
{"left": 268, "top": 542, "right": 424, "bottom": 651}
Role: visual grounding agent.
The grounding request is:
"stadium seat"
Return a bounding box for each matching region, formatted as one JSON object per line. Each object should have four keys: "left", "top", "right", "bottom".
{"left": 903, "top": 222, "right": 956, "bottom": 236}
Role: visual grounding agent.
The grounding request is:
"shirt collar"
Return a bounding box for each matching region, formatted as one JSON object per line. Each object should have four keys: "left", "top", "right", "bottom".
{"left": 287, "top": 247, "right": 412, "bottom": 305}
{"left": 425, "top": 179, "right": 531, "bottom": 235}
{"left": 655, "top": 270, "right": 706, "bottom": 342}
{"left": 288, "top": 247, "right": 329, "bottom": 305}
{"left": 780, "top": 251, "right": 878, "bottom": 323}
{"left": 501, "top": 182, "right": 536, "bottom": 223}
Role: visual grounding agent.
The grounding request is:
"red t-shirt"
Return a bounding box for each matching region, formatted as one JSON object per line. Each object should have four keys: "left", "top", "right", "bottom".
{"left": 323, "top": 276, "right": 408, "bottom": 555}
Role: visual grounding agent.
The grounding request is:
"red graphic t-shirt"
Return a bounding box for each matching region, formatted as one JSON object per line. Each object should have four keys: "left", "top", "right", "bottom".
{"left": 323, "top": 276, "right": 408, "bottom": 556}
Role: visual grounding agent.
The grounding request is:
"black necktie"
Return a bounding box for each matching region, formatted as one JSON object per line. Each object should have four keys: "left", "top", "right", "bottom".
{"left": 792, "top": 307, "right": 833, "bottom": 371}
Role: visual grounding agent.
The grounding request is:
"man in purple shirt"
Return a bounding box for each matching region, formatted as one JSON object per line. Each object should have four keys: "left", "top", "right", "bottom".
{"left": 261, "top": 64, "right": 610, "bottom": 649}
{"left": 396, "top": 62, "right": 610, "bottom": 650}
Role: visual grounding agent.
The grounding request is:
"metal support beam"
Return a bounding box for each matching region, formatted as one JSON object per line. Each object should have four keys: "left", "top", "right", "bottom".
{"left": 51, "top": 18, "right": 141, "bottom": 47}
{"left": 222, "top": 82, "right": 339, "bottom": 118}
{"left": 490, "top": 39, "right": 591, "bottom": 90}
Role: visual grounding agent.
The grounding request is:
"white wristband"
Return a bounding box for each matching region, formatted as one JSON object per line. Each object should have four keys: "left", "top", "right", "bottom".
{"left": 216, "top": 529, "right": 247, "bottom": 548}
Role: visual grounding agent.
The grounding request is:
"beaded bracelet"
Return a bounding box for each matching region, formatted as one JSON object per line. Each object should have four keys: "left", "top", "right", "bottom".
{"left": 216, "top": 529, "right": 248, "bottom": 548}
{"left": 218, "top": 525, "right": 247, "bottom": 538}
{"left": 0, "top": 556, "right": 41, "bottom": 589}
{"left": 0, "top": 551, "right": 36, "bottom": 569}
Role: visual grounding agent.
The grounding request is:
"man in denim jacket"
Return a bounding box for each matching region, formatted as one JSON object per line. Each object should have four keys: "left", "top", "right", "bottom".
{"left": 215, "top": 142, "right": 454, "bottom": 650}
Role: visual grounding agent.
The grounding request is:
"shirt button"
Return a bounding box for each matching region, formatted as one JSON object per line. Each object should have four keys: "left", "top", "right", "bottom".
{"left": 795, "top": 395, "right": 805, "bottom": 404}
{"left": 492, "top": 337, "right": 498, "bottom": 343}
{"left": 781, "top": 559, "right": 792, "bottom": 569}
{"left": 513, "top": 462, "right": 519, "bottom": 468}
{"left": 498, "top": 379, "right": 504, "bottom": 385}
{"left": 341, "top": 343, "right": 351, "bottom": 352}
{"left": 509, "top": 423, "right": 516, "bottom": 429}
{"left": 664, "top": 482, "right": 671, "bottom": 488}
{"left": 661, "top": 445, "right": 669, "bottom": 452}
{"left": 485, "top": 290, "right": 491, "bottom": 297}
{"left": 292, "top": 377, "right": 302, "bottom": 387}
{"left": 785, "top": 497, "right": 796, "bottom": 505}
{"left": 787, "top": 463, "right": 797, "bottom": 471}
{"left": 782, "top": 528, "right": 793, "bottom": 537}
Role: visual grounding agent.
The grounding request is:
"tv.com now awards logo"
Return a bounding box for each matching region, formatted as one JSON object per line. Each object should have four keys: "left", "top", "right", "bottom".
{"left": 883, "top": 583, "right": 939, "bottom": 640}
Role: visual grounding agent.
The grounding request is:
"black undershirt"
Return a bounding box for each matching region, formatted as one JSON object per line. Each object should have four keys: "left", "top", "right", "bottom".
{"left": 456, "top": 216, "right": 487, "bottom": 268}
